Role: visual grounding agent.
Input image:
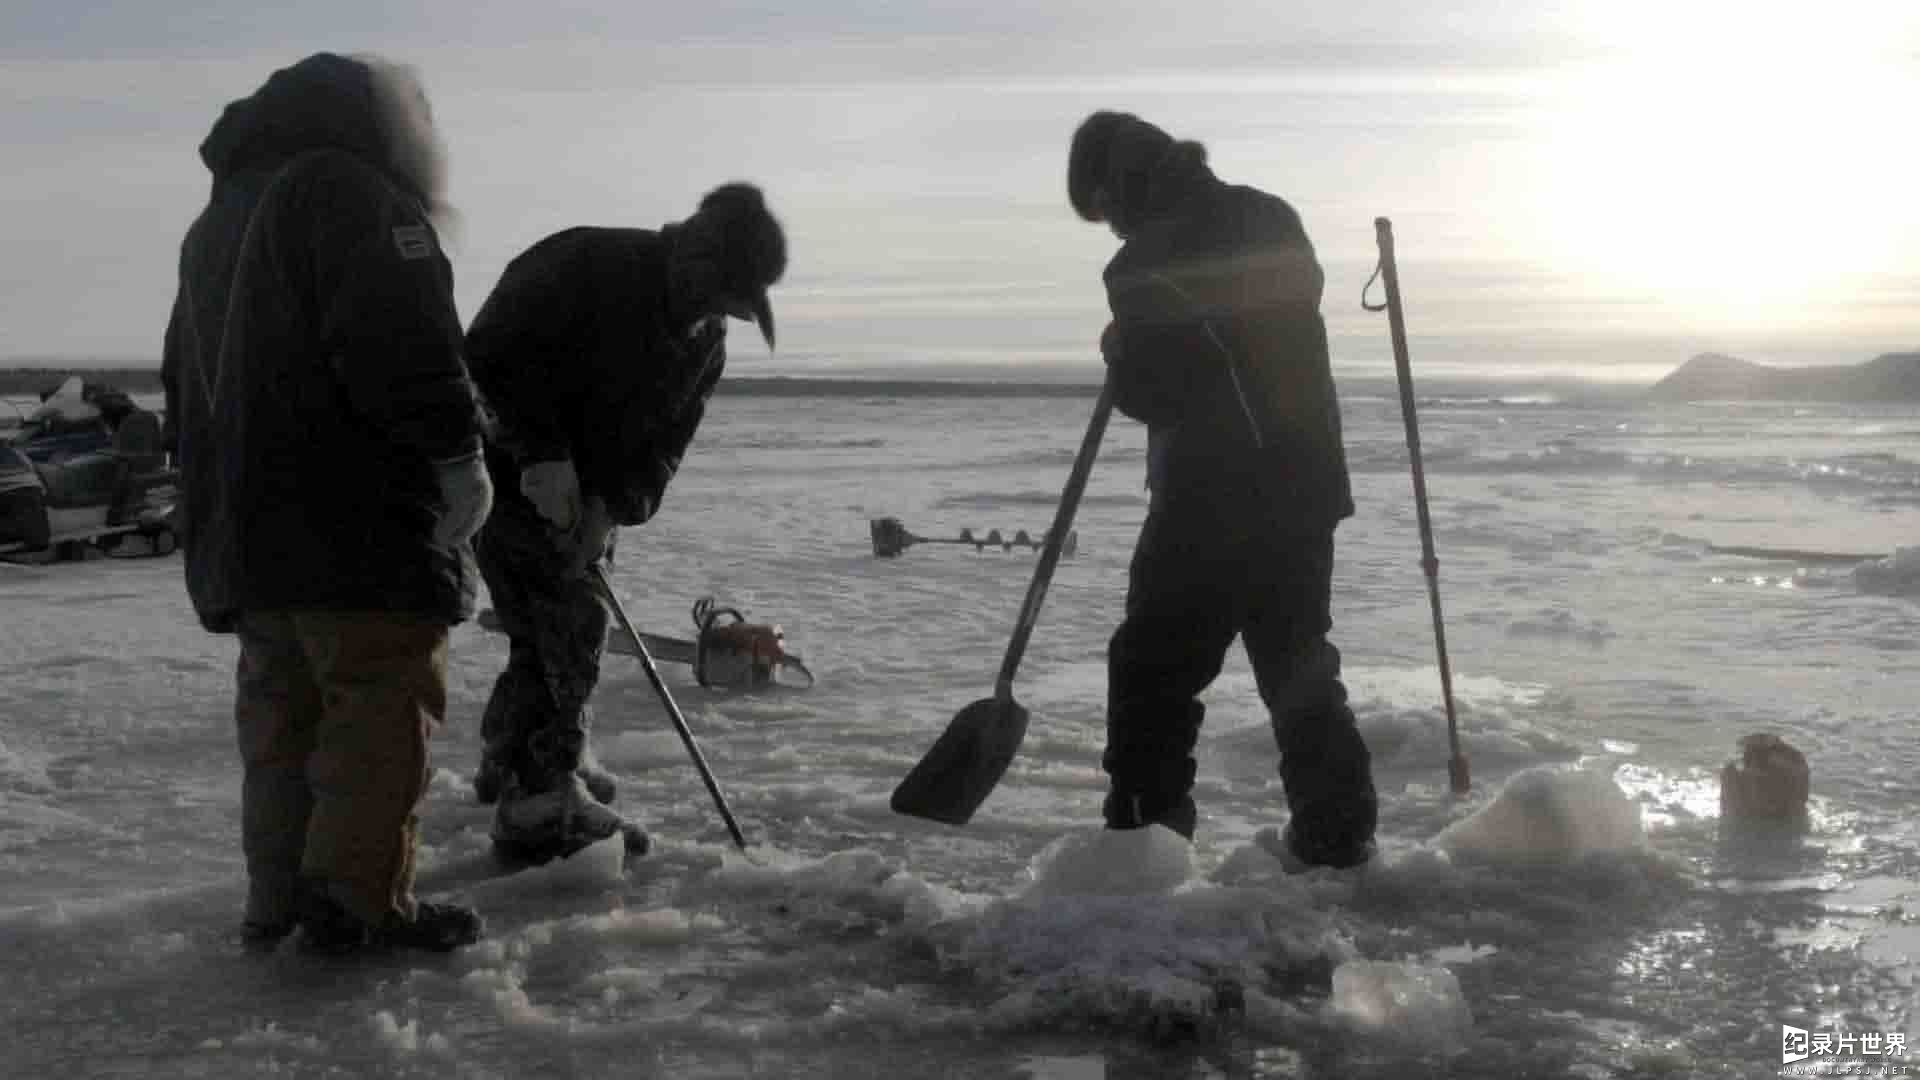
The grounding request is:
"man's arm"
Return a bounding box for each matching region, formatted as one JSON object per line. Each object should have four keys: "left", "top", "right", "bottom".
{"left": 1102, "top": 194, "right": 1325, "bottom": 430}
{"left": 596, "top": 327, "right": 726, "bottom": 526}
{"left": 1102, "top": 244, "right": 1229, "bottom": 429}
{"left": 296, "top": 151, "right": 482, "bottom": 466}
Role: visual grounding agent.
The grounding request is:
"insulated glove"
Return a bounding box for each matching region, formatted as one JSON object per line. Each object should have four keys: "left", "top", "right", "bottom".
{"left": 566, "top": 495, "right": 615, "bottom": 578}
{"left": 520, "top": 459, "right": 580, "bottom": 531}
{"left": 431, "top": 452, "right": 494, "bottom": 548}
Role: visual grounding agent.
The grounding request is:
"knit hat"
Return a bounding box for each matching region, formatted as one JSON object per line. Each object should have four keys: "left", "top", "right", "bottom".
{"left": 694, "top": 182, "right": 787, "bottom": 349}
{"left": 1068, "top": 111, "right": 1170, "bottom": 221}
{"left": 1067, "top": 111, "right": 1206, "bottom": 235}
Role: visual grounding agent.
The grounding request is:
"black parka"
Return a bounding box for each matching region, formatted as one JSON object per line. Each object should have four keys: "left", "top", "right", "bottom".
{"left": 464, "top": 226, "right": 724, "bottom": 527}
{"left": 161, "top": 53, "right": 484, "bottom": 633}
{"left": 1102, "top": 170, "right": 1354, "bottom": 528}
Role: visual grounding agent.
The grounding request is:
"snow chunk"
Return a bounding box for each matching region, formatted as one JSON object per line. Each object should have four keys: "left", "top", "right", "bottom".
{"left": 1435, "top": 765, "right": 1644, "bottom": 860}
{"left": 1328, "top": 959, "right": 1474, "bottom": 1048}
{"left": 370, "top": 1011, "right": 451, "bottom": 1057}
{"left": 1021, "top": 825, "right": 1194, "bottom": 899}
{"left": 913, "top": 829, "right": 1353, "bottom": 1038}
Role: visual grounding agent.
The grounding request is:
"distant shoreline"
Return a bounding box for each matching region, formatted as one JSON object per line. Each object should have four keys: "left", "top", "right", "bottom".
{"left": 0, "top": 368, "right": 169, "bottom": 396}
{"left": 1, "top": 367, "right": 1664, "bottom": 405}
{"left": 0, "top": 368, "right": 1107, "bottom": 400}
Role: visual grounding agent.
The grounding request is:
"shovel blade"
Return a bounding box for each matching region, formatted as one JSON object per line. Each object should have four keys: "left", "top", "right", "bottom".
{"left": 890, "top": 696, "right": 1030, "bottom": 825}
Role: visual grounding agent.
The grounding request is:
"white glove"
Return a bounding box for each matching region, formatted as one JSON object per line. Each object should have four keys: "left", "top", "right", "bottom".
{"left": 432, "top": 453, "right": 494, "bottom": 548}
{"left": 520, "top": 459, "right": 579, "bottom": 531}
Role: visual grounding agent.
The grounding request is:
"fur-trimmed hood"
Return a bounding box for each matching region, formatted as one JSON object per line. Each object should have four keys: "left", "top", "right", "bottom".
{"left": 198, "top": 52, "right": 450, "bottom": 222}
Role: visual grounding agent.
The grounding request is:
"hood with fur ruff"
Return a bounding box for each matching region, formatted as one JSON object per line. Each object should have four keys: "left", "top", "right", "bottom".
{"left": 198, "top": 52, "right": 449, "bottom": 220}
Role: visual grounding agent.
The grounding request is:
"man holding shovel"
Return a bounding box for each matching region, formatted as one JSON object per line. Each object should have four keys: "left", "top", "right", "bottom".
{"left": 464, "top": 183, "right": 786, "bottom": 864}
{"left": 1068, "top": 112, "right": 1376, "bottom": 867}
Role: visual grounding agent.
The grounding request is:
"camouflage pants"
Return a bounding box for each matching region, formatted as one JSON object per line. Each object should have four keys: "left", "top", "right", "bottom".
{"left": 473, "top": 462, "right": 615, "bottom": 800}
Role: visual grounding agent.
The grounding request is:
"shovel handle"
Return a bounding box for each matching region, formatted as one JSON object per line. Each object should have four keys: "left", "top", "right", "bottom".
{"left": 995, "top": 379, "right": 1115, "bottom": 699}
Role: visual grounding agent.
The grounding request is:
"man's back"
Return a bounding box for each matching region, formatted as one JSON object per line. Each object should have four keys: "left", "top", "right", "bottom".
{"left": 1104, "top": 175, "right": 1353, "bottom": 526}
{"left": 162, "top": 53, "right": 479, "bottom": 632}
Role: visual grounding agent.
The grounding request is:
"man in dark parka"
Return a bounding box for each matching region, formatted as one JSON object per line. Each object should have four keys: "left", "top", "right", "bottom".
{"left": 162, "top": 52, "right": 492, "bottom": 951}
{"left": 1067, "top": 111, "right": 1377, "bottom": 868}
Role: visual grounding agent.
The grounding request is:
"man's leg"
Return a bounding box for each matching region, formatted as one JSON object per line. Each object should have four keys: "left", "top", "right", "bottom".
{"left": 474, "top": 635, "right": 549, "bottom": 804}
{"left": 1102, "top": 505, "right": 1240, "bottom": 839}
{"left": 520, "top": 565, "right": 610, "bottom": 794}
{"left": 473, "top": 473, "right": 551, "bottom": 803}
{"left": 233, "top": 610, "right": 322, "bottom": 940}
{"left": 473, "top": 474, "right": 615, "bottom": 805}
{"left": 476, "top": 472, "right": 639, "bottom": 862}
{"left": 487, "top": 562, "right": 643, "bottom": 863}
{"left": 294, "top": 611, "right": 447, "bottom": 927}
{"left": 1242, "top": 528, "right": 1376, "bottom": 868}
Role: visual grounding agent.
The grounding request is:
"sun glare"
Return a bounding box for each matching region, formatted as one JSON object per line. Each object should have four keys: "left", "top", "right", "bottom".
{"left": 1539, "top": 2, "right": 1919, "bottom": 333}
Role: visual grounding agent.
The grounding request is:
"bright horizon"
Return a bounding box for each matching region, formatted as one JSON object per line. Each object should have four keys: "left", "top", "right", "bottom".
{"left": 3, "top": 1, "right": 1916, "bottom": 382}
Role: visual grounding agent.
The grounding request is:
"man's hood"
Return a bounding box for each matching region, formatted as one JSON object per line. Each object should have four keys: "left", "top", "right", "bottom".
{"left": 198, "top": 52, "right": 385, "bottom": 178}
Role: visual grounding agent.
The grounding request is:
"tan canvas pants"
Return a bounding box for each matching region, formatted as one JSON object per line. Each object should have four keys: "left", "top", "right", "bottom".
{"left": 235, "top": 610, "right": 447, "bottom": 928}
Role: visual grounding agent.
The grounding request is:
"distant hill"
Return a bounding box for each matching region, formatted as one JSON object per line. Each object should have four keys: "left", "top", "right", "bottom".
{"left": 1647, "top": 352, "right": 1920, "bottom": 402}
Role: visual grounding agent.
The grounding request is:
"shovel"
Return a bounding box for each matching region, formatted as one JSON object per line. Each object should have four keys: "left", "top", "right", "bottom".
{"left": 890, "top": 379, "right": 1115, "bottom": 825}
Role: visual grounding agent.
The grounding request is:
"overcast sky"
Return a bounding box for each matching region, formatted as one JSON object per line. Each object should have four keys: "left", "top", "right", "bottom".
{"left": 4, "top": 1, "right": 1916, "bottom": 379}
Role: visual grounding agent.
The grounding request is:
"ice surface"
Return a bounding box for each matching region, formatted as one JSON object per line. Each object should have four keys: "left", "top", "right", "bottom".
{"left": 6, "top": 392, "right": 1920, "bottom": 1076}
{"left": 1433, "top": 765, "right": 1645, "bottom": 860}
{"left": 1340, "top": 667, "right": 1581, "bottom": 771}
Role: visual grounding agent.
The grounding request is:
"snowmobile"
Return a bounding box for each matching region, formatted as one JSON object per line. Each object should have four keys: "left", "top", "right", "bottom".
{"left": 0, "top": 409, "right": 179, "bottom": 562}
{"left": 3, "top": 374, "right": 118, "bottom": 464}
{"left": 6, "top": 412, "right": 114, "bottom": 465}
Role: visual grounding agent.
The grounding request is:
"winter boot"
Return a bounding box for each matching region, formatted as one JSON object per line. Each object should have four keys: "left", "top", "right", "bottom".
{"left": 490, "top": 775, "right": 649, "bottom": 866}
{"left": 294, "top": 886, "right": 483, "bottom": 955}
{"left": 373, "top": 902, "right": 485, "bottom": 952}
{"left": 1260, "top": 822, "right": 1375, "bottom": 873}
{"left": 1102, "top": 790, "right": 1198, "bottom": 841}
{"left": 239, "top": 875, "right": 324, "bottom": 952}
{"left": 576, "top": 746, "right": 618, "bottom": 805}
{"left": 239, "top": 918, "right": 296, "bottom": 953}
{"left": 472, "top": 752, "right": 511, "bottom": 806}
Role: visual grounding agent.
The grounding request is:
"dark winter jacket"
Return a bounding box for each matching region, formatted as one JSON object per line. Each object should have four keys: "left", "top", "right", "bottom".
{"left": 464, "top": 226, "right": 725, "bottom": 527}
{"left": 161, "top": 53, "right": 484, "bottom": 633}
{"left": 1102, "top": 169, "right": 1354, "bottom": 528}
